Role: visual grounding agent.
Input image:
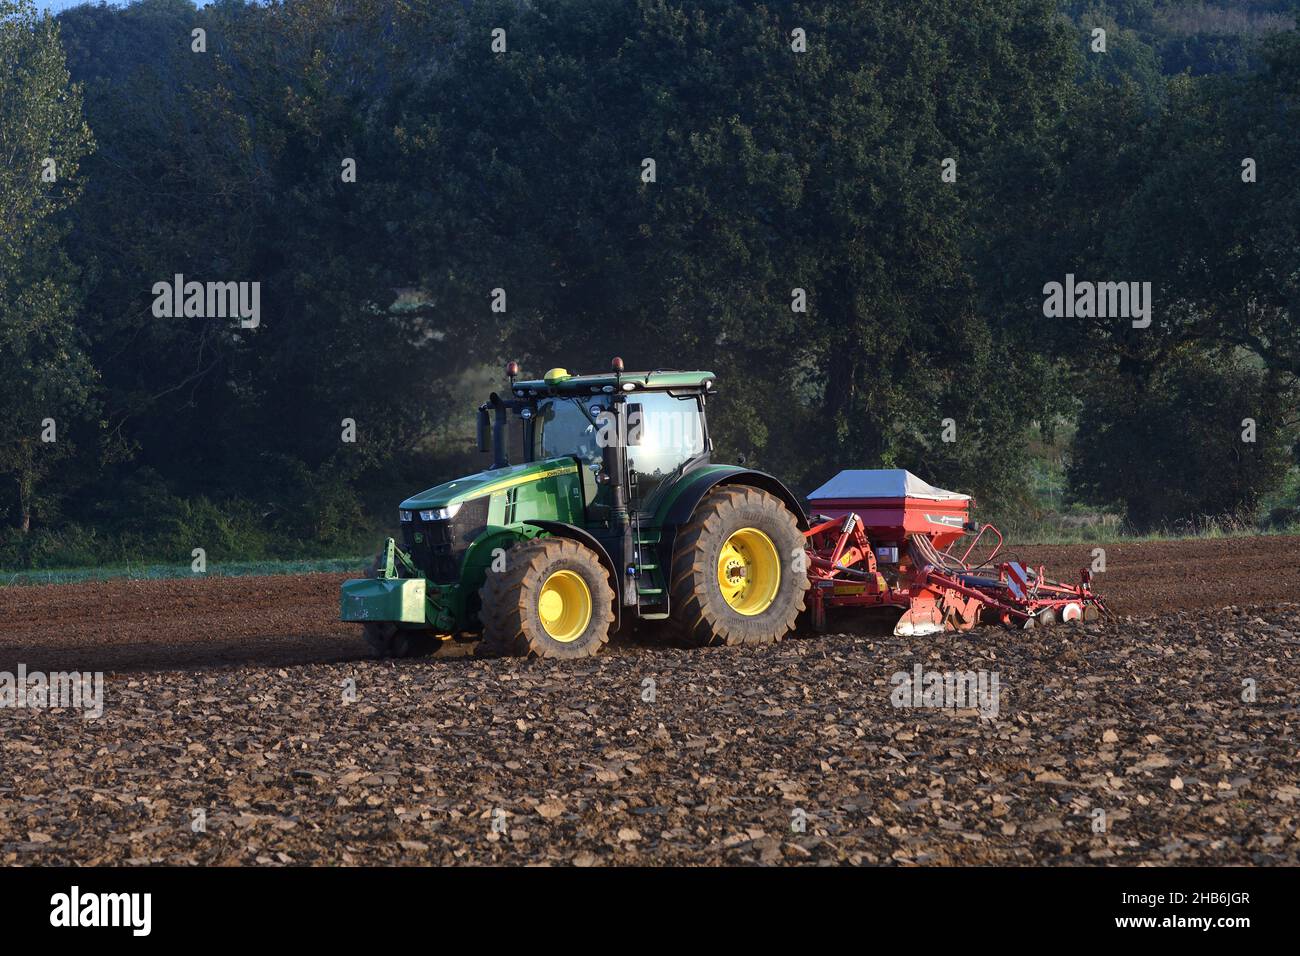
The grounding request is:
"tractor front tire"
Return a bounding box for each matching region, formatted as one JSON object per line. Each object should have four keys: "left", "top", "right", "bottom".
{"left": 478, "top": 537, "right": 615, "bottom": 659}
{"left": 363, "top": 621, "right": 438, "bottom": 658}
{"left": 669, "top": 485, "right": 807, "bottom": 647}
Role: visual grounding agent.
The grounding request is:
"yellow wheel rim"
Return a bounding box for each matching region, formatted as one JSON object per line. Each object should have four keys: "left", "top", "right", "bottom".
{"left": 716, "top": 527, "right": 781, "bottom": 616}
{"left": 537, "top": 570, "right": 592, "bottom": 642}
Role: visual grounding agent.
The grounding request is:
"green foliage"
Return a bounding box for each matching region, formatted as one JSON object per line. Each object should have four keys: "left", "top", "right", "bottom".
{"left": 985, "top": 26, "right": 1299, "bottom": 530}
{"left": 0, "top": 0, "right": 96, "bottom": 532}
{"left": 1062, "top": 1, "right": 1298, "bottom": 81}
{"left": 1073, "top": 6, "right": 1169, "bottom": 108}
{"left": 43, "top": 0, "right": 477, "bottom": 553}
{"left": 1068, "top": 350, "right": 1293, "bottom": 528}
{"left": 0, "top": 554, "right": 367, "bottom": 585}
{"left": 432, "top": 0, "right": 1079, "bottom": 511}
{"left": 0, "top": 0, "right": 1294, "bottom": 569}
{"left": 0, "top": 461, "right": 380, "bottom": 569}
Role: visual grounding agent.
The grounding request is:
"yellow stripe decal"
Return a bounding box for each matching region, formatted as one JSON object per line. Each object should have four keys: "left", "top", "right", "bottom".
{"left": 476, "top": 465, "right": 577, "bottom": 498}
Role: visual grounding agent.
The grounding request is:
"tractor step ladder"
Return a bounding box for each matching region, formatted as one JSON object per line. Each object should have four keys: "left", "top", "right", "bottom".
{"left": 633, "top": 526, "right": 670, "bottom": 618}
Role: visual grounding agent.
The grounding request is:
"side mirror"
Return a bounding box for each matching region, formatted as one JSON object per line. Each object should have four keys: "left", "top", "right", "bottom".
{"left": 626, "top": 403, "right": 643, "bottom": 446}
{"left": 477, "top": 406, "right": 490, "bottom": 453}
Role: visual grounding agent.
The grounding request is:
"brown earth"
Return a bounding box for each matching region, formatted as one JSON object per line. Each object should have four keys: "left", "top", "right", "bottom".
{"left": 0, "top": 572, "right": 362, "bottom": 674}
{"left": 0, "top": 535, "right": 1298, "bottom": 865}
{"left": 998, "top": 535, "right": 1300, "bottom": 618}
{"left": 1, "top": 535, "right": 1296, "bottom": 674}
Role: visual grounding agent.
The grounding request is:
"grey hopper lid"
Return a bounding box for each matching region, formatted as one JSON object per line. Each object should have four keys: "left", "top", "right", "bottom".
{"left": 807, "top": 469, "right": 970, "bottom": 502}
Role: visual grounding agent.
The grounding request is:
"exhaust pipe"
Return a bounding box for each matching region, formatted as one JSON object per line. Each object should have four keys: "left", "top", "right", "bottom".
{"left": 477, "top": 404, "right": 491, "bottom": 454}
{"left": 487, "top": 392, "right": 508, "bottom": 469}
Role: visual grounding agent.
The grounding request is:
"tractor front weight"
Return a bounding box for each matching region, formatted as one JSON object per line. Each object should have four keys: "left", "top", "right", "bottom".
{"left": 340, "top": 537, "right": 458, "bottom": 632}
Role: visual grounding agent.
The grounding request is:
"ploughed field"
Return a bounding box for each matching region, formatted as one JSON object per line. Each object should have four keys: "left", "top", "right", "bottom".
{"left": 1, "top": 536, "right": 1297, "bottom": 865}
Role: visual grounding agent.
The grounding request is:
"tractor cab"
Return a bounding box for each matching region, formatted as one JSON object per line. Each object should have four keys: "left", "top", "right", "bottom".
{"left": 504, "top": 365, "right": 715, "bottom": 516}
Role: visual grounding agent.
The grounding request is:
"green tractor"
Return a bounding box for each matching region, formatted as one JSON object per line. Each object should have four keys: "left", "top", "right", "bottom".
{"left": 340, "top": 359, "right": 809, "bottom": 658}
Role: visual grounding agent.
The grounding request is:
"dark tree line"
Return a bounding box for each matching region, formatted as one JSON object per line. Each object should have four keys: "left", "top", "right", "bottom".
{"left": 1, "top": 0, "right": 1297, "bottom": 567}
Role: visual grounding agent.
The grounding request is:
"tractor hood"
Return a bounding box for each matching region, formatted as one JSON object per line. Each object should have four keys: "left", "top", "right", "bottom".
{"left": 400, "top": 458, "right": 580, "bottom": 510}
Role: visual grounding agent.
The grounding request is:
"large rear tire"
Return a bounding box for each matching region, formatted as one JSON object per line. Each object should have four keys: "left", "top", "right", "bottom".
{"left": 669, "top": 485, "right": 807, "bottom": 647}
{"left": 478, "top": 537, "right": 616, "bottom": 659}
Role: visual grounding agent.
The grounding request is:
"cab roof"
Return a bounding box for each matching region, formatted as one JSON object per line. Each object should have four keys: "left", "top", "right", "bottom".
{"left": 511, "top": 369, "right": 717, "bottom": 395}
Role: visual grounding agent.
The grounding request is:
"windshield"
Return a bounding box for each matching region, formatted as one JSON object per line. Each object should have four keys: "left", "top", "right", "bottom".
{"left": 532, "top": 393, "right": 706, "bottom": 508}
{"left": 535, "top": 397, "right": 604, "bottom": 469}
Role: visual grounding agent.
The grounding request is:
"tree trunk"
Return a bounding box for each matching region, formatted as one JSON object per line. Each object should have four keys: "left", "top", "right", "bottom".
{"left": 17, "top": 476, "right": 31, "bottom": 534}
{"left": 823, "top": 341, "right": 875, "bottom": 462}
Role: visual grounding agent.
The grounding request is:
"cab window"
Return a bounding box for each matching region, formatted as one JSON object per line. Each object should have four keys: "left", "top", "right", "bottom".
{"left": 628, "top": 392, "right": 705, "bottom": 506}
{"left": 534, "top": 398, "right": 603, "bottom": 471}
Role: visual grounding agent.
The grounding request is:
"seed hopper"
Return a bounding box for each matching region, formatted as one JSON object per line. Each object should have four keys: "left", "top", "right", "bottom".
{"left": 802, "top": 470, "right": 1107, "bottom": 636}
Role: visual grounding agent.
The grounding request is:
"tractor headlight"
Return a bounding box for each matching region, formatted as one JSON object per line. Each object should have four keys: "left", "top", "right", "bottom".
{"left": 418, "top": 503, "right": 462, "bottom": 522}
{"left": 400, "top": 510, "right": 413, "bottom": 522}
